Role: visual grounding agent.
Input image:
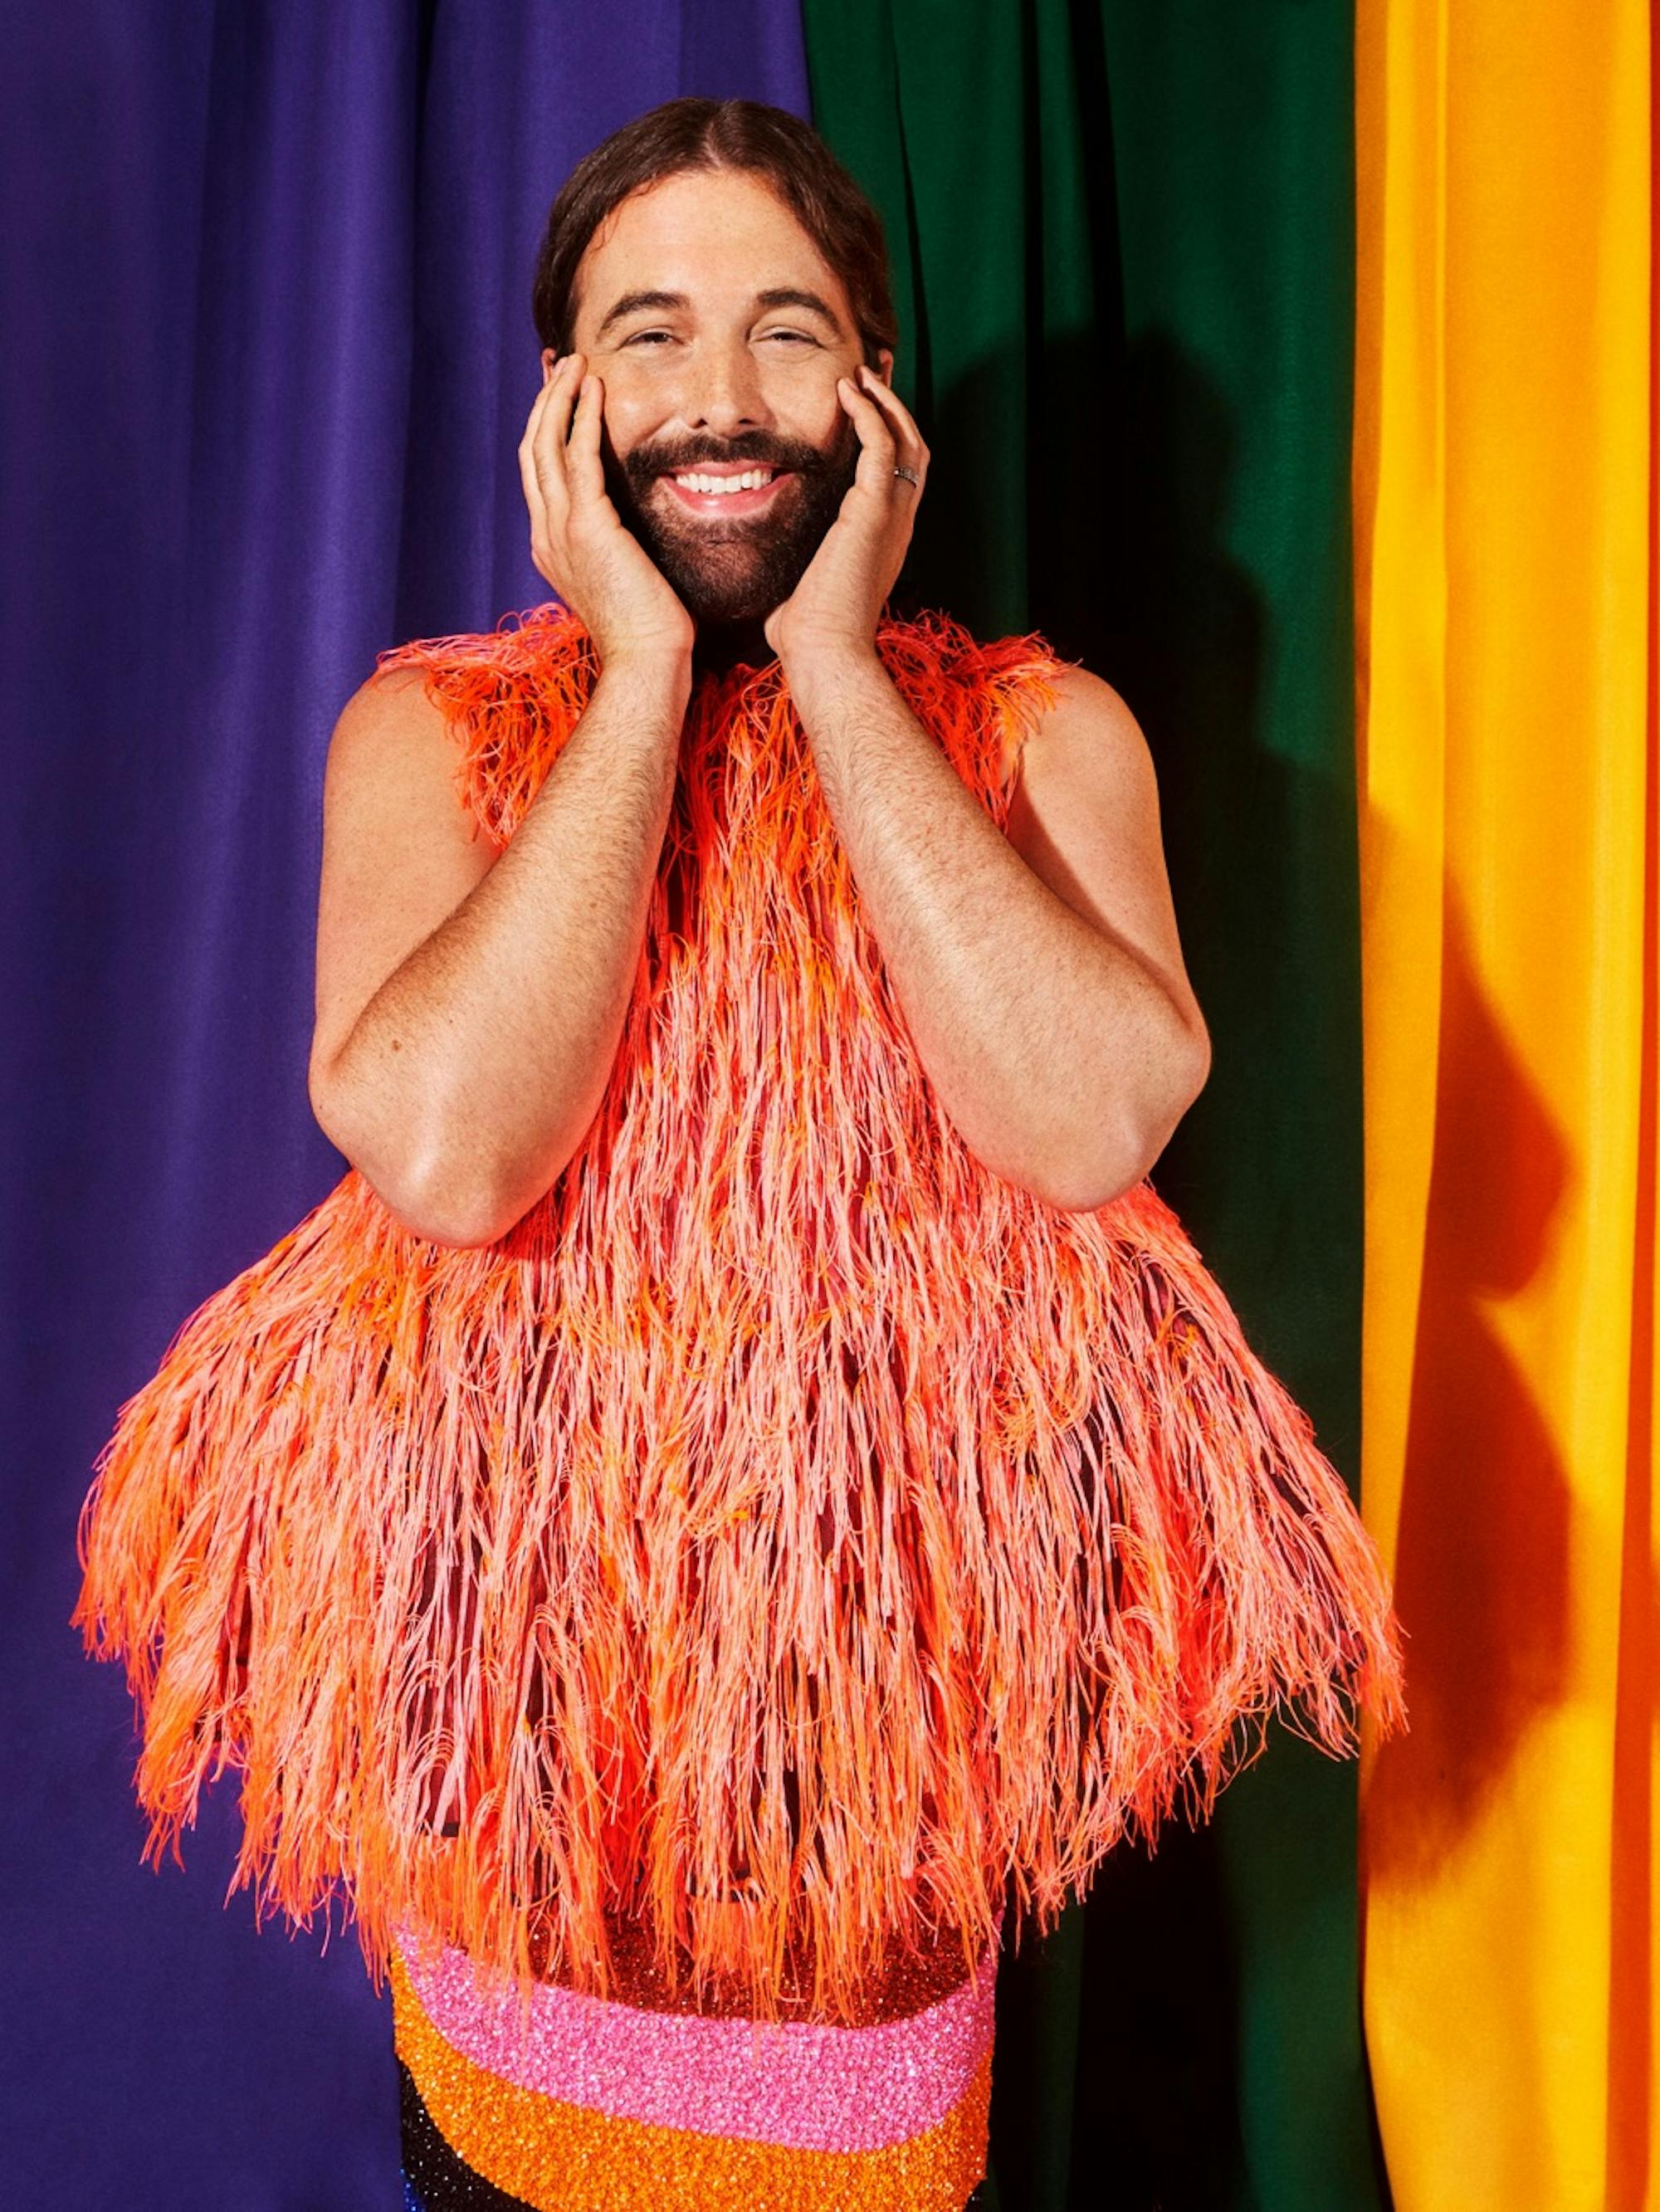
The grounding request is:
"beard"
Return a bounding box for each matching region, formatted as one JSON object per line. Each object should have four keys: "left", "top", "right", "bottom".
{"left": 600, "top": 412, "right": 862, "bottom": 629}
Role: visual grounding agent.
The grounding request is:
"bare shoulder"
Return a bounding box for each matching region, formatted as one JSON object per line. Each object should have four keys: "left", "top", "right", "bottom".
{"left": 320, "top": 660, "right": 487, "bottom": 837}
{"left": 325, "top": 661, "right": 458, "bottom": 775}
{"left": 1006, "top": 661, "right": 1208, "bottom": 1056}
{"left": 1016, "top": 663, "right": 1159, "bottom": 802}
{"left": 310, "top": 662, "right": 498, "bottom": 1091}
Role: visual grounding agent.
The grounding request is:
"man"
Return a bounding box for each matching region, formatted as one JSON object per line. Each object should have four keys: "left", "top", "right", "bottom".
{"left": 76, "top": 98, "right": 1405, "bottom": 2212}
{"left": 307, "top": 129, "right": 1210, "bottom": 1257}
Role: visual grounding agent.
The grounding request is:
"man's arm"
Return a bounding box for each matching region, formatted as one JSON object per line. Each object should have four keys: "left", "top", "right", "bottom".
{"left": 309, "top": 650, "right": 689, "bottom": 1248}
{"left": 762, "top": 364, "right": 1207, "bottom": 1213}
{"left": 310, "top": 352, "right": 697, "bottom": 1248}
{"left": 788, "top": 652, "right": 1211, "bottom": 1212}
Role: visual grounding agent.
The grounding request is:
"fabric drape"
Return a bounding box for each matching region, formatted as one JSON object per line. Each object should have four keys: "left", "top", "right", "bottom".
{"left": 1, "top": 7, "right": 808, "bottom": 2205}
{"left": 20, "top": 1, "right": 1648, "bottom": 2204}
{"left": 802, "top": 3, "right": 1384, "bottom": 2206}
{"left": 1354, "top": 2, "right": 1658, "bottom": 2205}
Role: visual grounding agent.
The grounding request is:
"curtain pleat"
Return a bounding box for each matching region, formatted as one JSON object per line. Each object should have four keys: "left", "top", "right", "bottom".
{"left": 1354, "top": 2, "right": 1657, "bottom": 2205}
{"left": 18, "top": 1, "right": 1653, "bottom": 2199}
{"left": 1, "top": 8, "right": 809, "bottom": 2202}
{"left": 803, "top": 5, "right": 1385, "bottom": 2205}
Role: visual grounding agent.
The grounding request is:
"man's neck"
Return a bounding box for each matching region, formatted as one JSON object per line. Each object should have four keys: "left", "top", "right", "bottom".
{"left": 692, "top": 617, "right": 774, "bottom": 681}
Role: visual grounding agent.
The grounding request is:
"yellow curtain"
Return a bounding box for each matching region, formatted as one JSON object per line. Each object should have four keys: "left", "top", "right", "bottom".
{"left": 1354, "top": 2, "right": 1656, "bottom": 2205}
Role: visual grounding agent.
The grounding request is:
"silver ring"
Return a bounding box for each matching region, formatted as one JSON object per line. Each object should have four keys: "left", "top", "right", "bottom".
{"left": 892, "top": 465, "right": 920, "bottom": 487}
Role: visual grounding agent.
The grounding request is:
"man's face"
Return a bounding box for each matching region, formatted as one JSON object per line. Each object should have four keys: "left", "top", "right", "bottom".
{"left": 544, "top": 168, "right": 890, "bottom": 629}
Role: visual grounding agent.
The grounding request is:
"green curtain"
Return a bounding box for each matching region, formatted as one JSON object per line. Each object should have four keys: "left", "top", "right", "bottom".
{"left": 802, "top": 4, "right": 1379, "bottom": 2206}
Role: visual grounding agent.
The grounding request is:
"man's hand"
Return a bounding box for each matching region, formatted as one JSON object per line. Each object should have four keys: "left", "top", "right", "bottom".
{"left": 763, "top": 365, "right": 930, "bottom": 671}
{"left": 520, "top": 354, "right": 695, "bottom": 670}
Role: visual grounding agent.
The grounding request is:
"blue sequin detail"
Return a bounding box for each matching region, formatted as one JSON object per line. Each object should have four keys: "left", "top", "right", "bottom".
{"left": 403, "top": 2174, "right": 427, "bottom": 2212}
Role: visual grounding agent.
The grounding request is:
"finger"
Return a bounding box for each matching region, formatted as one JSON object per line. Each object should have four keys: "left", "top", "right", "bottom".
{"left": 835, "top": 375, "right": 899, "bottom": 487}
{"left": 853, "top": 365, "right": 920, "bottom": 438}
{"left": 855, "top": 368, "right": 929, "bottom": 481}
{"left": 540, "top": 354, "right": 585, "bottom": 476}
{"left": 518, "top": 375, "right": 560, "bottom": 535}
{"left": 520, "top": 360, "right": 569, "bottom": 526}
{"left": 565, "top": 373, "right": 610, "bottom": 512}
{"left": 533, "top": 353, "right": 586, "bottom": 518}
{"left": 522, "top": 352, "right": 577, "bottom": 447}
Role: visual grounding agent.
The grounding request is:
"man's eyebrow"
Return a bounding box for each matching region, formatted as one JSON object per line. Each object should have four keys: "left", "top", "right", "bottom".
{"left": 754, "top": 286, "right": 846, "bottom": 337}
{"left": 591, "top": 286, "right": 849, "bottom": 344}
{"left": 593, "top": 289, "right": 691, "bottom": 342}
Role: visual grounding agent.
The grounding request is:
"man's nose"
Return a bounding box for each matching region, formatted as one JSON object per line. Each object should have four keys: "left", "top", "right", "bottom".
{"left": 681, "top": 344, "right": 767, "bottom": 435}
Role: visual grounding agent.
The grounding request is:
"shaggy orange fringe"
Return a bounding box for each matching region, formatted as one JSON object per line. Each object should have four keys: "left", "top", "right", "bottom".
{"left": 73, "top": 602, "right": 1408, "bottom": 2028}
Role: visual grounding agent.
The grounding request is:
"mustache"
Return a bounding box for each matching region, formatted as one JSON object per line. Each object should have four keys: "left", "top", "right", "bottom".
{"left": 620, "top": 424, "right": 854, "bottom": 490}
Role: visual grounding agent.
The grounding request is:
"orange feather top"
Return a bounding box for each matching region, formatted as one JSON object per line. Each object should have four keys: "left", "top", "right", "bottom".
{"left": 73, "top": 602, "right": 1407, "bottom": 2027}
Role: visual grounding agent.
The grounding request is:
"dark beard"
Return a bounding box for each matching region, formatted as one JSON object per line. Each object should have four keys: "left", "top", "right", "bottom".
{"left": 600, "top": 413, "right": 862, "bottom": 633}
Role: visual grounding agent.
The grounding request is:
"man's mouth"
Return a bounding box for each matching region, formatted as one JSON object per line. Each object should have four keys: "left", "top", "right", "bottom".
{"left": 660, "top": 465, "right": 794, "bottom": 517}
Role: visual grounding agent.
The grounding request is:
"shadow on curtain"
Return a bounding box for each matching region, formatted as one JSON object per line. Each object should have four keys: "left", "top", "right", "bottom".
{"left": 1355, "top": 2, "right": 1656, "bottom": 2204}
{"left": 803, "top": 2, "right": 1384, "bottom": 2206}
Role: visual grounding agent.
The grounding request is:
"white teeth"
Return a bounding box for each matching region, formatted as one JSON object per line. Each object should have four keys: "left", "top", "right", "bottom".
{"left": 671, "top": 468, "right": 776, "bottom": 495}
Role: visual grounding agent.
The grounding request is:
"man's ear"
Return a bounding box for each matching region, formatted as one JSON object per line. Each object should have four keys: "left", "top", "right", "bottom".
{"left": 873, "top": 346, "right": 896, "bottom": 385}
{"left": 540, "top": 344, "right": 559, "bottom": 382}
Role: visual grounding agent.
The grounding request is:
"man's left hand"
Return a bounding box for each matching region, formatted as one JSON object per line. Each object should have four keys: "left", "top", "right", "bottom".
{"left": 764, "top": 366, "right": 930, "bottom": 670}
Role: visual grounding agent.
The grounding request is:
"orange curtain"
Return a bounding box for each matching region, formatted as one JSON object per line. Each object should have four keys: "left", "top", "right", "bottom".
{"left": 1354, "top": 1, "right": 1657, "bottom": 2205}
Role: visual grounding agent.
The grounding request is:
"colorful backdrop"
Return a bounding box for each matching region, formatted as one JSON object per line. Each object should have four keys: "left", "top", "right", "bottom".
{"left": 2, "top": 2, "right": 1650, "bottom": 2206}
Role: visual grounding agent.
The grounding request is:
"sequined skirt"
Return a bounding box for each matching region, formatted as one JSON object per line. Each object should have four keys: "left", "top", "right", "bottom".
{"left": 392, "top": 1909, "right": 1000, "bottom": 2210}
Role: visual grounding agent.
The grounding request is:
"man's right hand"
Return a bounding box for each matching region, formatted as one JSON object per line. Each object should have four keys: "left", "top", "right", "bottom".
{"left": 520, "top": 354, "right": 695, "bottom": 670}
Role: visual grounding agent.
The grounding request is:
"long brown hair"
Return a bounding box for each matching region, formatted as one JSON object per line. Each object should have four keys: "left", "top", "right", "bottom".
{"left": 530, "top": 99, "right": 897, "bottom": 368}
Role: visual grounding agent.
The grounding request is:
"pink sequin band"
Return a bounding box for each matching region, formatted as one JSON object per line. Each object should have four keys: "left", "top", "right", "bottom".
{"left": 394, "top": 1916, "right": 1002, "bottom": 2154}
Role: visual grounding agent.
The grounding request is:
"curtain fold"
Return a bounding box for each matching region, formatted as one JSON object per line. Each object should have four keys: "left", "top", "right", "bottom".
{"left": 1, "top": 7, "right": 808, "bottom": 2205}
{"left": 1354, "top": 2, "right": 1657, "bottom": 2205}
{"left": 803, "top": 4, "right": 1385, "bottom": 2205}
{"left": 18, "top": 2, "right": 1653, "bottom": 2201}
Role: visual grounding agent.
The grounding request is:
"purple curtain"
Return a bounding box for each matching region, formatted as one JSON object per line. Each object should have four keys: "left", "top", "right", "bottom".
{"left": 1, "top": 7, "right": 808, "bottom": 2204}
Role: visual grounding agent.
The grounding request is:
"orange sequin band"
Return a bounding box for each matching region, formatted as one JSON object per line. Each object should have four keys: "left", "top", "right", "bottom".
{"left": 390, "top": 1938, "right": 993, "bottom": 2210}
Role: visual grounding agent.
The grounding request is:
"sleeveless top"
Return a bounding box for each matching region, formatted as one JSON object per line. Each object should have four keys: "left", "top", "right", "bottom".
{"left": 73, "top": 602, "right": 1408, "bottom": 2029}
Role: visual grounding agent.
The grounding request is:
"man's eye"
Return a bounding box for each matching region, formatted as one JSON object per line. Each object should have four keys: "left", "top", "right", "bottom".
{"left": 760, "top": 330, "right": 814, "bottom": 345}
{"left": 625, "top": 330, "right": 674, "bottom": 347}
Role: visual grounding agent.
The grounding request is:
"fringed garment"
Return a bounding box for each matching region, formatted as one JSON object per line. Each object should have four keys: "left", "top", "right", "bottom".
{"left": 73, "top": 603, "right": 1408, "bottom": 2073}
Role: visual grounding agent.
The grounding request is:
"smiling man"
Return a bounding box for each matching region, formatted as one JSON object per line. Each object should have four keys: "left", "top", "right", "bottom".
{"left": 530, "top": 128, "right": 878, "bottom": 667}
{"left": 565, "top": 227, "right": 867, "bottom": 647}
{"left": 298, "top": 105, "right": 1222, "bottom": 1248}
{"left": 73, "top": 96, "right": 1408, "bottom": 2212}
